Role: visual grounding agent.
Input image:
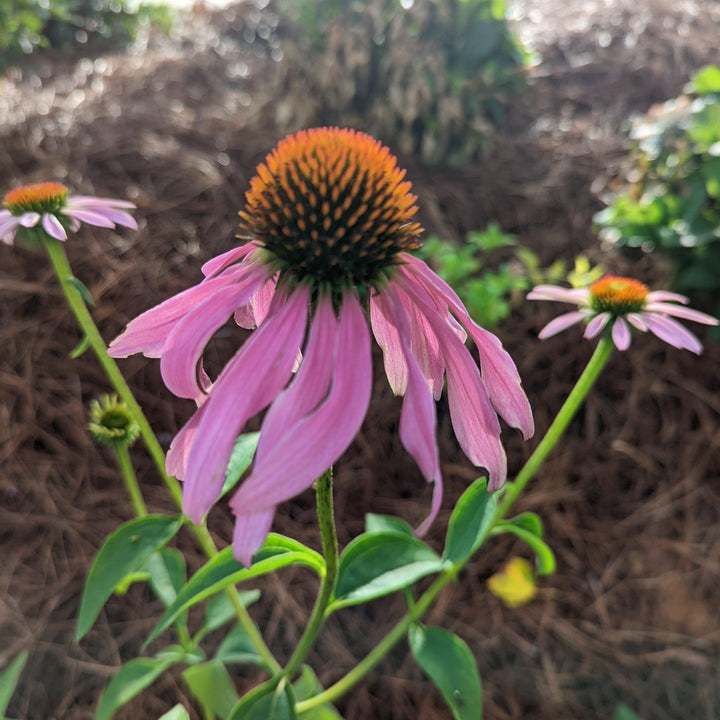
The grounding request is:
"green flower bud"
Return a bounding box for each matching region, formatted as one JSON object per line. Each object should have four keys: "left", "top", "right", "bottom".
{"left": 88, "top": 394, "right": 140, "bottom": 449}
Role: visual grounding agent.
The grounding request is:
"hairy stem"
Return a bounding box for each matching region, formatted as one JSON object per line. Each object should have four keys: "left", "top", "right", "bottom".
{"left": 285, "top": 468, "right": 338, "bottom": 679}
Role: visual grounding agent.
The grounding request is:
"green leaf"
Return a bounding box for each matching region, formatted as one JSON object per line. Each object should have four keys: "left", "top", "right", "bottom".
{"left": 688, "top": 65, "right": 720, "bottom": 95}
{"left": 291, "top": 666, "right": 344, "bottom": 719}
{"left": 229, "top": 678, "right": 296, "bottom": 720}
{"left": 158, "top": 705, "right": 191, "bottom": 720}
{"left": 195, "top": 590, "right": 261, "bottom": 643}
{"left": 330, "top": 533, "right": 444, "bottom": 610}
{"left": 408, "top": 625, "right": 482, "bottom": 720}
{"left": 442, "top": 479, "right": 498, "bottom": 565}
{"left": 214, "top": 625, "right": 265, "bottom": 667}
{"left": 0, "top": 650, "right": 28, "bottom": 717}
{"left": 67, "top": 275, "right": 95, "bottom": 306}
{"left": 145, "top": 534, "right": 324, "bottom": 647}
{"left": 364, "top": 513, "right": 413, "bottom": 536}
{"left": 77, "top": 515, "right": 183, "bottom": 641}
{"left": 613, "top": 704, "right": 643, "bottom": 720}
{"left": 182, "top": 661, "right": 239, "bottom": 720}
{"left": 221, "top": 433, "right": 260, "bottom": 498}
{"left": 491, "top": 524, "right": 556, "bottom": 576}
{"left": 503, "top": 512, "right": 544, "bottom": 538}
{"left": 147, "top": 548, "right": 187, "bottom": 608}
{"left": 69, "top": 334, "right": 91, "bottom": 359}
{"left": 96, "top": 657, "right": 177, "bottom": 720}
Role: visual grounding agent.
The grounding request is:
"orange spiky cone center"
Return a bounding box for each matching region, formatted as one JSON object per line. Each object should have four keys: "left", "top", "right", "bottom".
{"left": 589, "top": 276, "right": 649, "bottom": 314}
{"left": 239, "top": 127, "right": 423, "bottom": 291}
{"left": 4, "top": 182, "right": 69, "bottom": 214}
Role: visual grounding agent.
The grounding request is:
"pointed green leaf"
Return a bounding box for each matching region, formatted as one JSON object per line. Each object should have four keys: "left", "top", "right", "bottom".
{"left": 147, "top": 548, "right": 187, "bottom": 608}
{"left": 182, "top": 661, "right": 239, "bottom": 720}
{"left": 364, "top": 513, "right": 413, "bottom": 536}
{"left": 613, "top": 704, "right": 643, "bottom": 720}
{"left": 491, "top": 524, "right": 556, "bottom": 576}
{"left": 158, "top": 705, "right": 191, "bottom": 720}
{"left": 221, "top": 433, "right": 260, "bottom": 498}
{"left": 292, "top": 666, "right": 344, "bottom": 719}
{"left": 443, "top": 479, "right": 498, "bottom": 565}
{"left": 77, "top": 515, "right": 183, "bottom": 641}
{"left": 229, "top": 678, "right": 295, "bottom": 720}
{"left": 214, "top": 625, "right": 265, "bottom": 667}
{"left": 408, "top": 625, "right": 482, "bottom": 720}
{"left": 69, "top": 334, "right": 91, "bottom": 359}
{"left": 503, "top": 512, "right": 543, "bottom": 538}
{"left": 96, "top": 657, "right": 177, "bottom": 720}
{"left": 145, "top": 535, "right": 324, "bottom": 647}
{"left": 67, "top": 276, "right": 95, "bottom": 306}
{"left": 0, "top": 650, "right": 28, "bottom": 717}
{"left": 330, "top": 533, "right": 444, "bottom": 611}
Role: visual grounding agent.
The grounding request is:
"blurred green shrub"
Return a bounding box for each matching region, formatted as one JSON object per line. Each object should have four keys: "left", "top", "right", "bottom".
{"left": 0, "top": 0, "right": 172, "bottom": 70}
{"left": 416, "top": 223, "right": 599, "bottom": 328}
{"left": 594, "top": 65, "right": 720, "bottom": 322}
{"left": 269, "top": 0, "right": 533, "bottom": 165}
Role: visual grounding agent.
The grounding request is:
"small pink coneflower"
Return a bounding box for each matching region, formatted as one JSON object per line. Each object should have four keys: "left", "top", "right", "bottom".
{"left": 0, "top": 182, "right": 137, "bottom": 244}
{"left": 109, "top": 128, "right": 534, "bottom": 566}
{"left": 528, "top": 276, "right": 718, "bottom": 353}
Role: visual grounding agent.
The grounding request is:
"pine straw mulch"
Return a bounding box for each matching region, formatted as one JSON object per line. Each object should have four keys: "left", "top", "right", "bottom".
{"left": 1, "top": 0, "right": 720, "bottom": 718}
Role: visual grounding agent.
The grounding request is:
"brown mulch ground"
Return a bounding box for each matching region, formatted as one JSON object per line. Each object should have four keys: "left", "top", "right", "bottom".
{"left": 1, "top": 1, "right": 720, "bottom": 718}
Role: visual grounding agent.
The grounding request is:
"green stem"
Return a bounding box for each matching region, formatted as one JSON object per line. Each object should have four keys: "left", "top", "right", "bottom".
{"left": 296, "top": 338, "right": 615, "bottom": 715}
{"left": 285, "top": 468, "right": 337, "bottom": 679}
{"left": 114, "top": 446, "right": 148, "bottom": 517}
{"left": 44, "top": 238, "right": 281, "bottom": 674}
{"left": 495, "top": 336, "right": 614, "bottom": 519}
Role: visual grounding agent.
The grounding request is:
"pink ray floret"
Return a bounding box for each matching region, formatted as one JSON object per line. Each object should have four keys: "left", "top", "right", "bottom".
{"left": 528, "top": 277, "right": 718, "bottom": 353}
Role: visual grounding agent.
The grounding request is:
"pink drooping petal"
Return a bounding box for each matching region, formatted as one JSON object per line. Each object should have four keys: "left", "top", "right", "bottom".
{"left": 642, "top": 313, "right": 704, "bottom": 354}
{"left": 78, "top": 207, "right": 138, "bottom": 229}
{"left": 0, "top": 216, "right": 22, "bottom": 242}
{"left": 63, "top": 208, "right": 116, "bottom": 228}
{"left": 234, "top": 277, "right": 277, "bottom": 329}
{"left": 160, "top": 279, "right": 267, "bottom": 399}
{"left": 399, "top": 256, "right": 533, "bottom": 439}
{"left": 400, "top": 274, "right": 506, "bottom": 489}
{"left": 644, "top": 302, "right": 719, "bottom": 325}
{"left": 526, "top": 285, "right": 589, "bottom": 304}
{"left": 539, "top": 310, "right": 589, "bottom": 340}
{"left": 109, "top": 263, "right": 259, "bottom": 358}
{"left": 66, "top": 195, "right": 136, "bottom": 209}
{"left": 382, "top": 284, "right": 442, "bottom": 536}
{"left": 254, "top": 297, "right": 337, "bottom": 464}
{"left": 183, "top": 287, "right": 309, "bottom": 523}
{"left": 405, "top": 296, "right": 445, "bottom": 400}
{"left": 626, "top": 312, "right": 648, "bottom": 332}
{"left": 229, "top": 291, "right": 372, "bottom": 512}
{"left": 19, "top": 212, "right": 40, "bottom": 228}
{"left": 202, "top": 243, "right": 259, "bottom": 278}
{"left": 233, "top": 507, "right": 276, "bottom": 567}
{"left": 166, "top": 399, "right": 211, "bottom": 480}
{"left": 42, "top": 213, "right": 67, "bottom": 240}
{"left": 370, "top": 291, "right": 409, "bottom": 395}
{"left": 611, "top": 316, "right": 632, "bottom": 350}
{"left": 583, "top": 312, "right": 611, "bottom": 339}
{"left": 646, "top": 290, "right": 689, "bottom": 305}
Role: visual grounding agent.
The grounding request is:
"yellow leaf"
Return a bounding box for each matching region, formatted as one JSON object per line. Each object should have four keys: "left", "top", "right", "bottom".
{"left": 487, "top": 557, "right": 537, "bottom": 608}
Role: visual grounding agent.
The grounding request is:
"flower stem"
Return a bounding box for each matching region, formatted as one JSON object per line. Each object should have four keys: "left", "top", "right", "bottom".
{"left": 495, "top": 336, "right": 614, "bottom": 519}
{"left": 285, "top": 468, "right": 337, "bottom": 680}
{"left": 295, "top": 338, "right": 615, "bottom": 715}
{"left": 114, "top": 446, "right": 148, "bottom": 517}
{"left": 44, "top": 238, "right": 281, "bottom": 674}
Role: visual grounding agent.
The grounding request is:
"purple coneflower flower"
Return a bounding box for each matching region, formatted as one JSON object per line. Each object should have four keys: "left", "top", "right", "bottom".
{"left": 528, "top": 276, "right": 718, "bottom": 353}
{"left": 109, "top": 128, "right": 534, "bottom": 565}
{"left": 0, "top": 182, "right": 137, "bottom": 244}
